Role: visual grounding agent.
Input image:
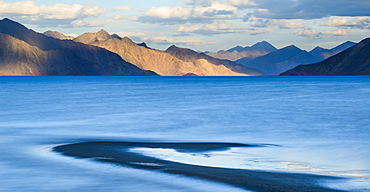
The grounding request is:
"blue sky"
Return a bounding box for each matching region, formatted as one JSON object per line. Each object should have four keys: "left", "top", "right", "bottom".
{"left": 1, "top": 0, "right": 369, "bottom": 52}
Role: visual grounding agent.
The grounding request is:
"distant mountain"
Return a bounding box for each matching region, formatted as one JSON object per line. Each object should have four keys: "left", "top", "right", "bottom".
{"left": 43, "top": 31, "right": 74, "bottom": 40}
{"left": 236, "top": 45, "right": 319, "bottom": 75}
{"left": 309, "top": 41, "right": 356, "bottom": 61}
{"left": 227, "top": 41, "right": 277, "bottom": 53}
{"left": 309, "top": 46, "right": 332, "bottom": 61}
{"left": 206, "top": 41, "right": 277, "bottom": 61}
{"left": 90, "top": 37, "right": 262, "bottom": 76}
{"left": 330, "top": 41, "right": 356, "bottom": 54}
{"left": 0, "top": 18, "right": 156, "bottom": 76}
{"left": 73, "top": 29, "right": 122, "bottom": 44}
{"left": 165, "top": 45, "right": 262, "bottom": 75}
{"left": 281, "top": 38, "right": 370, "bottom": 76}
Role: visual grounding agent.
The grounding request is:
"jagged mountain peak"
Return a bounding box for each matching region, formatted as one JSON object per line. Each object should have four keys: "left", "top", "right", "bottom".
{"left": 280, "top": 45, "right": 302, "bottom": 52}
{"left": 226, "top": 45, "right": 244, "bottom": 52}
{"left": 226, "top": 41, "right": 277, "bottom": 53}
{"left": 0, "top": 18, "right": 29, "bottom": 33}
{"left": 97, "top": 29, "right": 109, "bottom": 34}
{"left": 73, "top": 29, "right": 122, "bottom": 44}
{"left": 166, "top": 44, "right": 179, "bottom": 50}
{"left": 310, "top": 46, "right": 327, "bottom": 52}
{"left": 43, "top": 30, "right": 74, "bottom": 40}
{"left": 166, "top": 45, "right": 197, "bottom": 55}
{"left": 121, "top": 36, "right": 137, "bottom": 46}
{"left": 281, "top": 38, "right": 369, "bottom": 76}
{"left": 137, "top": 42, "right": 150, "bottom": 49}
{"left": 165, "top": 45, "right": 199, "bottom": 59}
{"left": 330, "top": 41, "right": 356, "bottom": 53}
{"left": 0, "top": 18, "right": 156, "bottom": 76}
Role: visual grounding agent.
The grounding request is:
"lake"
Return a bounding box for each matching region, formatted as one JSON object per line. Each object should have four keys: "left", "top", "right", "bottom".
{"left": 0, "top": 76, "right": 369, "bottom": 191}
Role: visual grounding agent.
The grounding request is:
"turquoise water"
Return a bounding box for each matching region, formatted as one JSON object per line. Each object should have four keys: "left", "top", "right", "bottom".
{"left": 0, "top": 76, "right": 369, "bottom": 191}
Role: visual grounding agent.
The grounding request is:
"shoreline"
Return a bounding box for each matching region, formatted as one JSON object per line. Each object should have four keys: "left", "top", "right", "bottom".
{"left": 53, "top": 141, "right": 346, "bottom": 192}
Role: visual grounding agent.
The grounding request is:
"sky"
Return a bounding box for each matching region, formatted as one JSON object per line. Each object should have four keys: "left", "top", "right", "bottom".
{"left": 0, "top": 0, "right": 369, "bottom": 52}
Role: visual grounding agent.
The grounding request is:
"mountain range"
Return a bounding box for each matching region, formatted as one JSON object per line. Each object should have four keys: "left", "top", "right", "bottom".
{"left": 309, "top": 41, "right": 356, "bottom": 61}
{"left": 90, "top": 37, "right": 261, "bottom": 76}
{"left": 0, "top": 18, "right": 155, "bottom": 76}
{"left": 47, "top": 27, "right": 262, "bottom": 76}
{"left": 281, "top": 38, "right": 370, "bottom": 76}
{"left": 0, "top": 18, "right": 261, "bottom": 76}
{"left": 206, "top": 41, "right": 277, "bottom": 61}
{"left": 233, "top": 41, "right": 356, "bottom": 75}
{"left": 0, "top": 18, "right": 368, "bottom": 76}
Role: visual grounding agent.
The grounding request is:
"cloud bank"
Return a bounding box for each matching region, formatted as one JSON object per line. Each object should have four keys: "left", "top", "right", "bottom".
{"left": 137, "top": 2, "right": 238, "bottom": 24}
{"left": 0, "top": 0, "right": 106, "bottom": 27}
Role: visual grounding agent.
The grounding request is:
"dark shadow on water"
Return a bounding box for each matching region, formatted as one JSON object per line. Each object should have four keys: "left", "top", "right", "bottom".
{"left": 53, "top": 141, "right": 346, "bottom": 192}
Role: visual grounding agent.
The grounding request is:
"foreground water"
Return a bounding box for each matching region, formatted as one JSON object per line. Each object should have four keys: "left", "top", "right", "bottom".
{"left": 0, "top": 76, "right": 369, "bottom": 191}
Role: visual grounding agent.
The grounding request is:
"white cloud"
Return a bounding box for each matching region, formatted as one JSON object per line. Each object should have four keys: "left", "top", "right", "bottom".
{"left": 66, "top": 33, "right": 78, "bottom": 37}
{"left": 321, "top": 17, "right": 370, "bottom": 29}
{"left": 141, "top": 36, "right": 216, "bottom": 46}
{"left": 138, "top": 2, "right": 238, "bottom": 24}
{"left": 249, "top": 0, "right": 370, "bottom": 20}
{"left": 0, "top": 0, "right": 106, "bottom": 27}
{"left": 292, "top": 29, "right": 348, "bottom": 38}
{"left": 246, "top": 17, "right": 309, "bottom": 29}
{"left": 71, "top": 20, "right": 106, "bottom": 28}
{"left": 227, "top": 0, "right": 256, "bottom": 9}
{"left": 184, "top": 0, "right": 213, "bottom": 6}
{"left": 112, "top": 6, "right": 132, "bottom": 11}
{"left": 116, "top": 32, "right": 147, "bottom": 38}
{"left": 177, "top": 21, "right": 274, "bottom": 35}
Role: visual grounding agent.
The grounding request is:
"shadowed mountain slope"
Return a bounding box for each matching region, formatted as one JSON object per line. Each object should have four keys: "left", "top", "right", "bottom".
{"left": 91, "top": 37, "right": 262, "bottom": 76}
{"left": 73, "top": 29, "right": 122, "bottom": 44}
{"left": 0, "top": 33, "right": 97, "bottom": 75}
{"left": 281, "top": 38, "right": 370, "bottom": 76}
{"left": 43, "top": 31, "right": 74, "bottom": 40}
{"left": 0, "top": 18, "right": 156, "bottom": 76}
{"left": 206, "top": 41, "right": 277, "bottom": 61}
{"left": 164, "top": 45, "right": 262, "bottom": 76}
{"left": 236, "top": 45, "right": 319, "bottom": 75}
{"left": 309, "top": 41, "right": 356, "bottom": 61}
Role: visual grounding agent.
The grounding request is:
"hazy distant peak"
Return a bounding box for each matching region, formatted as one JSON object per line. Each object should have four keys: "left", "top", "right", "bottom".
{"left": 166, "top": 44, "right": 179, "bottom": 50}
{"left": 226, "top": 45, "right": 244, "bottom": 52}
{"left": 310, "top": 46, "right": 326, "bottom": 52}
{"left": 73, "top": 29, "right": 122, "bottom": 44}
{"left": 281, "top": 38, "right": 369, "bottom": 76}
{"left": 227, "top": 41, "right": 277, "bottom": 53}
{"left": 43, "top": 30, "right": 74, "bottom": 40}
{"left": 330, "top": 41, "right": 356, "bottom": 53}
{"left": 281, "top": 45, "right": 302, "bottom": 51}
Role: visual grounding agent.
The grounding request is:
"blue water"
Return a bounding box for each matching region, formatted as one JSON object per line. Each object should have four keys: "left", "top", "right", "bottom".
{"left": 0, "top": 76, "right": 369, "bottom": 191}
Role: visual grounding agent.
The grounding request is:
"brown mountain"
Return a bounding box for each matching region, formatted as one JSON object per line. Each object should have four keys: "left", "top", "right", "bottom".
{"left": 90, "top": 36, "right": 263, "bottom": 76}
{"left": 43, "top": 31, "right": 74, "bottom": 40}
{"left": 73, "top": 29, "right": 122, "bottom": 44}
{"left": 0, "top": 33, "right": 98, "bottom": 75}
{"left": 0, "top": 18, "right": 156, "bottom": 76}
{"left": 206, "top": 41, "right": 277, "bottom": 61}
{"left": 281, "top": 38, "right": 370, "bottom": 76}
{"left": 165, "top": 45, "right": 262, "bottom": 75}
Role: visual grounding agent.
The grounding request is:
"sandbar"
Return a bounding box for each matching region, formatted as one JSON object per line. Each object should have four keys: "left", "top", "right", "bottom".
{"left": 53, "top": 141, "right": 346, "bottom": 192}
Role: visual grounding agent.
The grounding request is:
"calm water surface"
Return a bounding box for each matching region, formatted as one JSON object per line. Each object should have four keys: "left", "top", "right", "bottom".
{"left": 0, "top": 76, "right": 369, "bottom": 191}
